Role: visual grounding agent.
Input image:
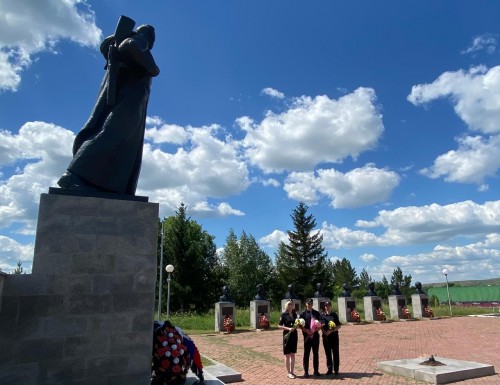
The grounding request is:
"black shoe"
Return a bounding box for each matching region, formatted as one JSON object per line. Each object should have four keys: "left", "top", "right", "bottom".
{"left": 334, "top": 371, "right": 339, "bottom": 375}
{"left": 313, "top": 372, "right": 321, "bottom": 377}
{"left": 303, "top": 373, "right": 310, "bottom": 378}
{"left": 326, "top": 370, "right": 333, "bottom": 375}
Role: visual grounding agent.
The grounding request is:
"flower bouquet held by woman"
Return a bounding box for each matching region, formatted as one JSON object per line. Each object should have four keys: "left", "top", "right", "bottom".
{"left": 284, "top": 317, "right": 305, "bottom": 342}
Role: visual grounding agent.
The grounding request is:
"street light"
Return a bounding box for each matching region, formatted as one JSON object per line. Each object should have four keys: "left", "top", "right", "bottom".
{"left": 442, "top": 268, "right": 452, "bottom": 316}
{"left": 166, "top": 264, "right": 175, "bottom": 319}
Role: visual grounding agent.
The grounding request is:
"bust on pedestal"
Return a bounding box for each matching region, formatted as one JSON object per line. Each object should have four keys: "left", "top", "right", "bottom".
{"left": 312, "top": 282, "right": 329, "bottom": 312}
{"left": 388, "top": 284, "right": 408, "bottom": 320}
{"left": 215, "top": 286, "right": 236, "bottom": 332}
{"left": 250, "top": 284, "right": 270, "bottom": 329}
{"left": 411, "top": 282, "right": 433, "bottom": 319}
{"left": 363, "top": 282, "right": 385, "bottom": 322}
{"left": 338, "top": 284, "right": 357, "bottom": 323}
{"left": 281, "top": 284, "right": 301, "bottom": 313}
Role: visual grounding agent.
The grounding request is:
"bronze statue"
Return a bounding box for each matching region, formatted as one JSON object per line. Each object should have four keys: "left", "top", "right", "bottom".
{"left": 255, "top": 284, "right": 266, "bottom": 300}
{"left": 313, "top": 283, "right": 325, "bottom": 298}
{"left": 415, "top": 281, "right": 426, "bottom": 294}
{"left": 283, "top": 284, "right": 299, "bottom": 299}
{"left": 340, "top": 283, "right": 351, "bottom": 297}
{"left": 57, "top": 16, "right": 160, "bottom": 195}
{"left": 391, "top": 284, "right": 402, "bottom": 295}
{"left": 219, "top": 285, "right": 233, "bottom": 302}
{"left": 367, "top": 282, "right": 377, "bottom": 296}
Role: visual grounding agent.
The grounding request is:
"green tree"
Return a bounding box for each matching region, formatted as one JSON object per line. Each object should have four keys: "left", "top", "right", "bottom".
{"left": 12, "top": 261, "right": 25, "bottom": 274}
{"left": 390, "top": 266, "right": 412, "bottom": 299}
{"left": 353, "top": 268, "right": 371, "bottom": 298}
{"left": 220, "top": 229, "right": 274, "bottom": 306}
{"left": 330, "top": 258, "right": 358, "bottom": 297}
{"left": 375, "top": 275, "right": 391, "bottom": 299}
{"left": 275, "top": 202, "right": 328, "bottom": 299}
{"left": 158, "top": 203, "right": 221, "bottom": 313}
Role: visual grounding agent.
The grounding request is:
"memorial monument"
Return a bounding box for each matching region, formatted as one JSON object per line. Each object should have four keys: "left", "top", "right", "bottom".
{"left": 0, "top": 15, "right": 160, "bottom": 385}
{"left": 338, "top": 284, "right": 358, "bottom": 323}
{"left": 281, "top": 283, "right": 301, "bottom": 313}
{"left": 412, "top": 282, "right": 434, "bottom": 319}
{"left": 250, "top": 284, "right": 270, "bottom": 330}
{"left": 388, "top": 284, "right": 409, "bottom": 320}
{"left": 363, "top": 282, "right": 385, "bottom": 322}
{"left": 215, "top": 286, "right": 236, "bottom": 332}
{"left": 312, "top": 282, "right": 329, "bottom": 312}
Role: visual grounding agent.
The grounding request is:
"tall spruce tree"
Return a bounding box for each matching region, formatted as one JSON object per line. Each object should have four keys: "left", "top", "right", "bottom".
{"left": 276, "top": 202, "right": 328, "bottom": 299}
{"left": 331, "top": 257, "right": 359, "bottom": 296}
{"left": 158, "top": 203, "right": 220, "bottom": 313}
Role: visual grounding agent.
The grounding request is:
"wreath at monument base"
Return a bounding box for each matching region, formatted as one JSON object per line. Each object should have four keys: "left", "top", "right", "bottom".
{"left": 258, "top": 313, "right": 270, "bottom": 329}
{"left": 223, "top": 315, "right": 235, "bottom": 332}
{"left": 375, "top": 307, "right": 386, "bottom": 321}
{"left": 424, "top": 305, "right": 434, "bottom": 318}
{"left": 402, "top": 306, "right": 411, "bottom": 319}
{"left": 350, "top": 309, "right": 361, "bottom": 323}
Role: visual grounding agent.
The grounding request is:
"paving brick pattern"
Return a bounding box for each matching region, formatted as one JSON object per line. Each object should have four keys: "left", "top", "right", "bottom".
{"left": 191, "top": 317, "right": 499, "bottom": 385}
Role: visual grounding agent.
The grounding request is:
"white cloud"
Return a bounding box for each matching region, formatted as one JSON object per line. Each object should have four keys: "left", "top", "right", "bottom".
{"left": 261, "top": 87, "right": 285, "bottom": 99}
{"left": 420, "top": 134, "right": 500, "bottom": 184}
{"left": 408, "top": 65, "right": 500, "bottom": 135}
{"left": 284, "top": 164, "right": 400, "bottom": 208}
{"left": 259, "top": 230, "right": 288, "bottom": 248}
{"left": 0, "top": 0, "right": 102, "bottom": 91}
{"left": 360, "top": 253, "right": 377, "bottom": 262}
{"left": 0, "top": 235, "right": 34, "bottom": 272}
{"left": 239, "top": 87, "right": 384, "bottom": 173}
{"left": 462, "top": 34, "right": 497, "bottom": 55}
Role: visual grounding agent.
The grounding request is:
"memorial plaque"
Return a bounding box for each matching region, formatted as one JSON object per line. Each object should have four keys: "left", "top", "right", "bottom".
{"left": 294, "top": 303, "right": 299, "bottom": 312}
{"left": 258, "top": 305, "right": 268, "bottom": 313}
{"left": 398, "top": 299, "right": 406, "bottom": 307}
{"left": 319, "top": 301, "right": 325, "bottom": 310}
{"left": 373, "top": 300, "right": 381, "bottom": 308}
{"left": 222, "top": 307, "right": 233, "bottom": 316}
{"left": 347, "top": 301, "right": 356, "bottom": 309}
{"left": 422, "top": 298, "right": 428, "bottom": 306}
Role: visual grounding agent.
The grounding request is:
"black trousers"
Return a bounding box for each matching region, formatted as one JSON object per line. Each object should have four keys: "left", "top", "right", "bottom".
{"left": 322, "top": 331, "right": 340, "bottom": 373}
{"left": 302, "top": 331, "right": 320, "bottom": 374}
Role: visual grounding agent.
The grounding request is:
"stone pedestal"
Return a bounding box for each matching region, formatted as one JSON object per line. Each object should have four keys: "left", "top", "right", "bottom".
{"left": 281, "top": 299, "right": 301, "bottom": 314}
{"left": 363, "top": 296, "right": 383, "bottom": 322}
{"left": 338, "top": 296, "right": 357, "bottom": 323}
{"left": 250, "top": 300, "right": 270, "bottom": 329}
{"left": 412, "top": 294, "right": 431, "bottom": 319}
{"left": 0, "top": 192, "right": 159, "bottom": 385}
{"left": 313, "top": 297, "right": 329, "bottom": 312}
{"left": 389, "top": 295, "right": 407, "bottom": 320}
{"left": 215, "top": 302, "right": 236, "bottom": 332}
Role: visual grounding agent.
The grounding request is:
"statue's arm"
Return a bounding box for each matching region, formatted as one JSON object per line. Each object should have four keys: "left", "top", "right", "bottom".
{"left": 118, "top": 36, "right": 160, "bottom": 77}
{"left": 100, "top": 35, "right": 115, "bottom": 60}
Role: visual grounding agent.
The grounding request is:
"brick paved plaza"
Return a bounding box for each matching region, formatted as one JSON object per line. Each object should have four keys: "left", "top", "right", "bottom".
{"left": 191, "top": 316, "right": 499, "bottom": 385}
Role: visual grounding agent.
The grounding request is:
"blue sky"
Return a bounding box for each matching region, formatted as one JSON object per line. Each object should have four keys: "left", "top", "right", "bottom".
{"left": 1, "top": 0, "right": 499, "bottom": 284}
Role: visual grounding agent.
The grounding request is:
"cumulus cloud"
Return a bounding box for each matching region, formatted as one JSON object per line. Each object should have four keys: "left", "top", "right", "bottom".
{"left": 239, "top": 87, "right": 384, "bottom": 173}
{"left": 261, "top": 87, "right": 285, "bottom": 99}
{"left": 360, "top": 253, "right": 377, "bottom": 262}
{"left": 284, "top": 164, "right": 400, "bottom": 208}
{"left": 0, "top": 235, "right": 34, "bottom": 272}
{"left": 420, "top": 134, "right": 500, "bottom": 185}
{"left": 0, "top": 0, "right": 102, "bottom": 91}
{"left": 145, "top": 116, "right": 188, "bottom": 144}
{"left": 408, "top": 65, "right": 500, "bottom": 135}
{"left": 462, "top": 33, "right": 497, "bottom": 55}
{"left": 408, "top": 65, "right": 500, "bottom": 185}
{"left": 259, "top": 230, "right": 288, "bottom": 248}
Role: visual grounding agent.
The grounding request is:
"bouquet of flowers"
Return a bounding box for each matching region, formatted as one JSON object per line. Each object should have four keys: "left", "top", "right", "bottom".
{"left": 402, "top": 306, "right": 411, "bottom": 319}
{"left": 258, "top": 313, "right": 270, "bottom": 329}
{"left": 284, "top": 317, "right": 305, "bottom": 342}
{"left": 424, "top": 305, "right": 434, "bottom": 318}
{"left": 305, "top": 318, "right": 322, "bottom": 342}
{"left": 328, "top": 320, "right": 336, "bottom": 329}
{"left": 223, "top": 315, "right": 235, "bottom": 333}
{"left": 376, "top": 307, "right": 386, "bottom": 321}
{"left": 350, "top": 309, "right": 361, "bottom": 323}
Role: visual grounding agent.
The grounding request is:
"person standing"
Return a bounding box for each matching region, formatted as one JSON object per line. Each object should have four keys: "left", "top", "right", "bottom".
{"left": 278, "top": 300, "right": 299, "bottom": 379}
{"left": 300, "top": 298, "right": 321, "bottom": 377}
{"left": 321, "top": 300, "right": 341, "bottom": 375}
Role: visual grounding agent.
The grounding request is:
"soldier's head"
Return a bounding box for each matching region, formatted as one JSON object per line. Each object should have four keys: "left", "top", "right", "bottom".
{"left": 136, "top": 24, "right": 155, "bottom": 49}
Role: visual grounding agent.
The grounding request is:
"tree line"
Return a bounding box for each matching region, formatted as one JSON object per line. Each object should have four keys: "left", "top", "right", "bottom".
{"left": 156, "top": 202, "right": 414, "bottom": 313}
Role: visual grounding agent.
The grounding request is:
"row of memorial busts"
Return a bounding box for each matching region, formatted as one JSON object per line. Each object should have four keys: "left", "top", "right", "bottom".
{"left": 214, "top": 281, "right": 434, "bottom": 332}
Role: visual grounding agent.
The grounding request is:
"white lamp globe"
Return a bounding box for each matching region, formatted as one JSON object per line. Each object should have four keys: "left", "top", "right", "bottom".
{"left": 442, "top": 268, "right": 448, "bottom": 275}
{"left": 166, "top": 264, "right": 174, "bottom": 273}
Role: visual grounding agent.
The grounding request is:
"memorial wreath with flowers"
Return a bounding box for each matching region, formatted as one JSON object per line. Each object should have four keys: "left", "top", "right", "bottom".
{"left": 376, "top": 307, "right": 387, "bottom": 321}
{"left": 223, "top": 314, "right": 235, "bottom": 332}
{"left": 401, "top": 306, "right": 411, "bottom": 319}
{"left": 424, "top": 304, "right": 434, "bottom": 318}
{"left": 350, "top": 308, "right": 361, "bottom": 323}
{"left": 258, "top": 313, "right": 270, "bottom": 329}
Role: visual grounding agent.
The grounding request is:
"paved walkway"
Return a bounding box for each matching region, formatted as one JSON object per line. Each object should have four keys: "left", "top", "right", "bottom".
{"left": 191, "top": 316, "right": 500, "bottom": 385}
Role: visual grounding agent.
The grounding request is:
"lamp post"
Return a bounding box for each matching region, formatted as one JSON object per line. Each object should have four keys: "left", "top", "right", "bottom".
{"left": 442, "top": 268, "right": 452, "bottom": 316}
{"left": 157, "top": 221, "right": 165, "bottom": 321}
{"left": 166, "top": 264, "right": 174, "bottom": 319}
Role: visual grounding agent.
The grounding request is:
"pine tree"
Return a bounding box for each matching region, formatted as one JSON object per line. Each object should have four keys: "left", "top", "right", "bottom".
{"left": 276, "top": 202, "right": 328, "bottom": 299}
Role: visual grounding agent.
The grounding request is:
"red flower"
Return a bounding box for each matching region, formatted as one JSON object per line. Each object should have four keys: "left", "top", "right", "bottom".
{"left": 223, "top": 315, "right": 235, "bottom": 332}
